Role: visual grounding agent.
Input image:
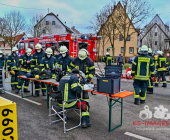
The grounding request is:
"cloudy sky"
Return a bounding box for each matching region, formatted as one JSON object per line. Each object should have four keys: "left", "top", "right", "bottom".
{"left": 0, "top": 0, "right": 170, "bottom": 36}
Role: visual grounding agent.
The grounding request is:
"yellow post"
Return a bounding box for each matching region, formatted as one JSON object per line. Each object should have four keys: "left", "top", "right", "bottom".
{"left": 0, "top": 96, "right": 18, "bottom": 140}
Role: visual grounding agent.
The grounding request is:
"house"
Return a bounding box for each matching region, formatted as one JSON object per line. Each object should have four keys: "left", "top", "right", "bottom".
{"left": 34, "top": 12, "right": 74, "bottom": 37}
{"left": 0, "top": 33, "right": 27, "bottom": 54}
{"left": 97, "top": 2, "right": 138, "bottom": 62}
{"left": 140, "top": 14, "right": 170, "bottom": 53}
{"left": 71, "top": 26, "right": 80, "bottom": 34}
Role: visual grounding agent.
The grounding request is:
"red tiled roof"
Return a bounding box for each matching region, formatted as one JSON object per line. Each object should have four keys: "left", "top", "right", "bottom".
{"left": 13, "top": 34, "right": 25, "bottom": 45}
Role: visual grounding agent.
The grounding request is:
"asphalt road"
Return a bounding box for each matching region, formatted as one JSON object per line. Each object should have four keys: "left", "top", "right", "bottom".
{"left": 1, "top": 76, "right": 170, "bottom": 140}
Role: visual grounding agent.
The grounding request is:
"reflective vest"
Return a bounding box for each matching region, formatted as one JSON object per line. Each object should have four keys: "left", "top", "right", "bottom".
{"left": 70, "top": 56, "right": 95, "bottom": 79}
{"left": 131, "top": 55, "right": 155, "bottom": 81}
{"left": 58, "top": 73, "right": 83, "bottom": 108}
{"left": 19, "top": 53, "right": 32, "bottom": 73}
{"left": 154, "top": 55, "right": 158, "bottom": 66}
{"left": 39, "top": 56, "right": 57, "bottom": 79}
{"left": 157, "top": 56, "right": 168, "bottom": 71}
{"left": 103, "top": 55, "right": 113, "bottom": 66}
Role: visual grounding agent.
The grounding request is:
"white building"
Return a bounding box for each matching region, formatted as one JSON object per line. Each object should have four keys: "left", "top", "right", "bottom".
{"left": 139, "top": 14, "right": 170, "bottom": 53}
{"left": 34, "top": 12, "right": 74, "bottom": 37}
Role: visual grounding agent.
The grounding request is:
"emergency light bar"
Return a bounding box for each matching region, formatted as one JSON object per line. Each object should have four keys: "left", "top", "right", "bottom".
{"left": 38, "top": 37, "right": 43, "bottom": 39}
{"left": 48, "top": 36, "right": 55, "bottom": 38}
{"left": 60, "top": 34, "right": 67, "bottom": 37}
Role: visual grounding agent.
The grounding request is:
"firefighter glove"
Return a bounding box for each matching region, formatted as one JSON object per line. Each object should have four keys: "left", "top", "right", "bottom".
{"left": 10, "top": 70, "right": 15, "bottom": 75}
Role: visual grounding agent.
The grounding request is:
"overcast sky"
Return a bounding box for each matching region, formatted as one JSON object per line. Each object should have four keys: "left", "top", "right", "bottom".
{"left": 0, "top": 0, "right": 170, "bottom": 36}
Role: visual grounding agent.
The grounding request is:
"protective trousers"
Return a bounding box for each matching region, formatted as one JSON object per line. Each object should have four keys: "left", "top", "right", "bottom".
{"left": 81, "top": 91, "right": 90, "bottom": 121}
{"left": 155, "top": 71, "right": 167, "bottom": 87}
{"left": 147, "top": 77, "right": 153, "bottom": 93}
{"left": 133, "top": 80, "right": 148, "bottom": 103}
{"left": 34, "top": 81, "right": 46, "bottom": 93}
{"left": 11, "top": 70, "right": 19, "bottom": 88}
{"left": 17, "top": 71, "right": 30, "bottom": 90}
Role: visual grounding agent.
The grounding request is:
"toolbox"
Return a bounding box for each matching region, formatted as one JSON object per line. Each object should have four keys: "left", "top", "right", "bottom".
{"left": 97, "top": 77, "right": 120, "bottom": 95}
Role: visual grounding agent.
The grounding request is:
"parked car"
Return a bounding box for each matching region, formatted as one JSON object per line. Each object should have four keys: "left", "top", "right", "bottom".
{"left": 129, "top": 57, "right": 135, "bottom": 63}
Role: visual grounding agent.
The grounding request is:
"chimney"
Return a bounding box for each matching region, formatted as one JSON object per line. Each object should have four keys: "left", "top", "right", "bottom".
{"left": 114, "top": 5, "right": 116, "bottom": 9}
{"left": 71, "top": 26, "right": 75, "bottom": 30}
{"left": 65, "top": 21, "right": 66, "bottom": 24}
{"left": 56, "top": 14, "right": 59, "bottom": 16}
{"left": 124, "top": 5, "right": 126, "bottom": 10}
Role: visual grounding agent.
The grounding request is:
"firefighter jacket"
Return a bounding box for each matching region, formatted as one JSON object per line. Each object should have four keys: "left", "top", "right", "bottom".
{"left": 103, "top": 55, "right": 113, "bottom": 66}
{"left": 31, "top": 50, "right": 45, "bottom": 70}
{"left": 39, "top": 55, "right": 57, "bottom": 79}
{"left": 0, "top": 55, "right": 7, "bottom": 72}
{"left": 54, "top": 54, "right": 61, "bottom": 62}
{"left": 131, "top": 54, "right": 155, "bottom": 81}
{"left": 19, "top": 53, "right": 32, "bottom": 73}
{"left": 70, "top": 56, "right": 95, "bottom": 80}
{"left": 58, "top": 73, "right": 83, "bottom": 108}
{"left": 157, "top": 56, "right": 168, "bottom": 71}
{"left": 154, "top": 55, "right": 158, "bottom": 67}
{"left": 7, "top": 53, "right": 20, "bottom": 71}
{"left": 57, "top": 54, "right": 73, "bottom": 72}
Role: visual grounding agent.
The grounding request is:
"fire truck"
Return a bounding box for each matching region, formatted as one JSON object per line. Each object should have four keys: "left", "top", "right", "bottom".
{"left": 19, "top": 33, "right": 101, "bottom": 62}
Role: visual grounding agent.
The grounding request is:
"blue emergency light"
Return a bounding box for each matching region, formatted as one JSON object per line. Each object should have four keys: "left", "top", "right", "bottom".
{"left": 22, "top": 37, "right": 24, "bottom": 40}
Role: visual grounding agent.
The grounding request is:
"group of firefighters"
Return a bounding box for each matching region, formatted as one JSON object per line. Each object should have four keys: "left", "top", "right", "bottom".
{"left": 2, "top": 44, "right": 95, "bottom": 128}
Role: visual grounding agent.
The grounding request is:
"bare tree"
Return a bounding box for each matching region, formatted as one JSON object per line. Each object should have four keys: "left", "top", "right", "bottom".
{"left": 0, "top": 11, "right": 26, "bottom": 50}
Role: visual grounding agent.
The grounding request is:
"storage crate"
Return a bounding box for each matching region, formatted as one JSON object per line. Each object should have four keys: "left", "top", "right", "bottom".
{"left": 105, "top": 65, "right": 122, "bottom": 78}
{"left": 97, "top": 77, "right": 120, "bottom": 95}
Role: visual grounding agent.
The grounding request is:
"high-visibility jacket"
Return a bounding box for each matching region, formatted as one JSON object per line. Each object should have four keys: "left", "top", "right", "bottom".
{"left": 57, "top": 54, "right": 73, "bottom": 72}
{"left": 157, "top": 56, "right": 168, "bottom": 71}
{"left": 31, "top": 50, "right": 45, "bottom": 70}
{"left": 58, "top": 73, "right": 83, "bottom": 108}
{"left": 0, "top": 55, "right": 7, "bottom": 72}
{"left": 39, "top": 56, "right": 57, "bottom": 79}
{"left": 70, "top": 56, "right": 95, "bottom": 80}
{"left": 154, "top": 55, "right": 158, "bottom": 67}
{"left": 7, "top": 53, "right": 20, "bottom": 71}
{"left": 19, "top": 53, "right": 32, "bottom": 73}
{"left": 131, "top": 54, "right": 155, "bottom": 81}
{"left": 103, "top": 55, "right": 113, "bottom": 66}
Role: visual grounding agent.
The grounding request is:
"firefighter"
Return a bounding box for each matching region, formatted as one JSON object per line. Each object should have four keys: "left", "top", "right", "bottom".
{"left": 103, "top": 52, "right": 113, "bottom": 66}
{"left": 31, "top": 43, "right": 46, "bottom": 96}
{"left": 155, "top": 51, "right": 168, "bottom": 87}
{"left": 131, "top": 45, "right": 155, "bottom": 105}
{"left": 15, "top": 48, "right": 32, "bottom": 94}
{"left": 7, "top": 47, "right": 20, "bottom": 90}
{"left": 70, "top": 49, "right": 95, "bottom": 127}
{"left": 57, "top": 46, "right": 73, "bottom": 73}
{"left": 147, "top": 48, "right": 154, "bottom": 94}
{"left": 40, "top": 48, "right": 57, "bottom": 79}
{"left": 58, "top": 68, "right": 89, "bottom": 128}
{"left": 54, "top": 49, "right": 61, "bottom": 63}
{"left": 0, "top": 50, "right": 8, "bottom": 78}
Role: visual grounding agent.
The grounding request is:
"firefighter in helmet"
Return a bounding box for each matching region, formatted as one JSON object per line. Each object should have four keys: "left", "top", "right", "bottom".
{"left": 131, "top": 45, "right": 155, "bottom": 105}
{"left": 155, "top": 51, "right": 168, "bottom": 87}
{"left": 70, "top": 49, "right": 95, "bottom": 127}
{"left": 0, "top": 50, "right": 8, "bottom": 78}
{"left": 31, "top": 43, "right": 46, "bottom": 96}
{"left": 103, "top": 52, "right": 113, "bottom": 66}
{"left": 7, "top": 47, "right": 20, "bottom": 90}
{"left": 16, "top": 48, "right": 32, "bottom": 94}
{"left": 57, "top": 46, "right": 73, "bottom": 73}
{"left": 147, "top": 48, "right": 154, "bottom": 94}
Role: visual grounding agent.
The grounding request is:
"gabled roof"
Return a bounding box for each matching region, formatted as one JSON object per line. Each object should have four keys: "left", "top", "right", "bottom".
{"left": 147, "top": 14, "right": 165, "bottom": 28}
{"left": 98, "top": 1, "right": 138, "bottom": 35}
{"left": 13, "top": 33, "right": 25, "bottom": 45}
{"left": 141, "top": 23, "right": 170, "bottom": 40}
{"left": 34, "top": 12, "right": 74, "bottom": 33}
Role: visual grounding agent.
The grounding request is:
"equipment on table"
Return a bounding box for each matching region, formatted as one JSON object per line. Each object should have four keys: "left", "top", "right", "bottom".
{"left": 53, "top": 65, "right": 65, "bottom": 82}
{"left": 40, "top": 69, "right": 52, "bottom": 80}
{"left": 97, "top": 65, "right": 122, "bottom": 95}
{"left": 35, "top": 75, "right": 40, "bottom": 79}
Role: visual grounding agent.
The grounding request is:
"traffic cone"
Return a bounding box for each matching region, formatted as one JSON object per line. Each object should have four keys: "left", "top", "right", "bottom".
{"left": 125, "top": 74, "right": 127, "bottom": 79}
{"left": 121, "top": 74, "right": 123, "bottom": 79}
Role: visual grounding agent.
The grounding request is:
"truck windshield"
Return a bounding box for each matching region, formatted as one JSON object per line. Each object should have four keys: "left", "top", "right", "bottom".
{"left": 78, "top": 42, "right": 88, "bottom": 51}
{"left": 19, "top": 42, "right": 24, "bottom": 50}
{"left": 58, "top": 41, "right": 69, "bottom": 50}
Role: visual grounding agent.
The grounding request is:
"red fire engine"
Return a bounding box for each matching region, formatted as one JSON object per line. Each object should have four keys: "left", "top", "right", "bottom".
{"left": 19, "top": 33, "right": 101, "bottom": 62}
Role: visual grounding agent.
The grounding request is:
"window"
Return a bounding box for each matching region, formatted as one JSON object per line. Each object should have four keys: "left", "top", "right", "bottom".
{"left": 19, "top": 42, "right": 24, "bottom": 50}
{"left": 155, "top": 41, "right": 157, "bottom": 45}
{"left": 29, "top": 41, "right": 34, "bottom": 49}
{"left": 25, "top": 41, "right": 28, "bottom": 50}
{"left": 121, "top": 47, "right": 124, "bottom": 53}
{"left": 127, "top": 35, "right": 130, "bottom": 41}
{"left": 119, "top": 16, "right": 121, "bottom": 19}
{"left": 155, "top": 25, "right": 157, "bottom": 29}
{"left": 155, "top": 32, "right": 157, "bottom": 36}
{"left": 122, "top": 25, "right": 124, "bottom": 29}
{"left": 46, "top": 21, "right": 49, "bottom": 25}
{"left": 119, "top": 35, "right": 123, "bottom": 41}
{"left": 43, "top": 30, "right": 46, "bottom": 33}
{"left": 129, "top": 47, "right": 134, "bottom": 54}
{"left": 52, "top": 21, "right": 55, "bottom": 25}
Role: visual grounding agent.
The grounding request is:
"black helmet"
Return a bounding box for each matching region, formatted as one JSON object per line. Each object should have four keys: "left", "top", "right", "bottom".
{"left": 72, "top": 68, "right": 79, "bottom": 74}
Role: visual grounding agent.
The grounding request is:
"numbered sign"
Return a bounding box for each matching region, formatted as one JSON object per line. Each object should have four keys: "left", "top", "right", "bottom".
{"left": 0, "top": 96, "right": 18, "bottom": 140}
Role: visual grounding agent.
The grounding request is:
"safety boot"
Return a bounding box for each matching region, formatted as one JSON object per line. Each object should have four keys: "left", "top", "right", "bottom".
{"left": 42, "top": 90, "right": 46, "bottom": 96}
{"left": 86, "top": 116, "right": 91, "bottom": 127}
{"left": 15, "top": 88, "right": 20, "bottom": 94}
{"left": 34, "top": 91, "right": 39, "bottom": 97}
{"left": 134, "top": 102, "right": 140, "bottom": 105}
{"left": 81, "top": 116, "right": 87, "bottom": 128}
{"left": 24, "top": 89, "right": 30, "bottom": 92}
